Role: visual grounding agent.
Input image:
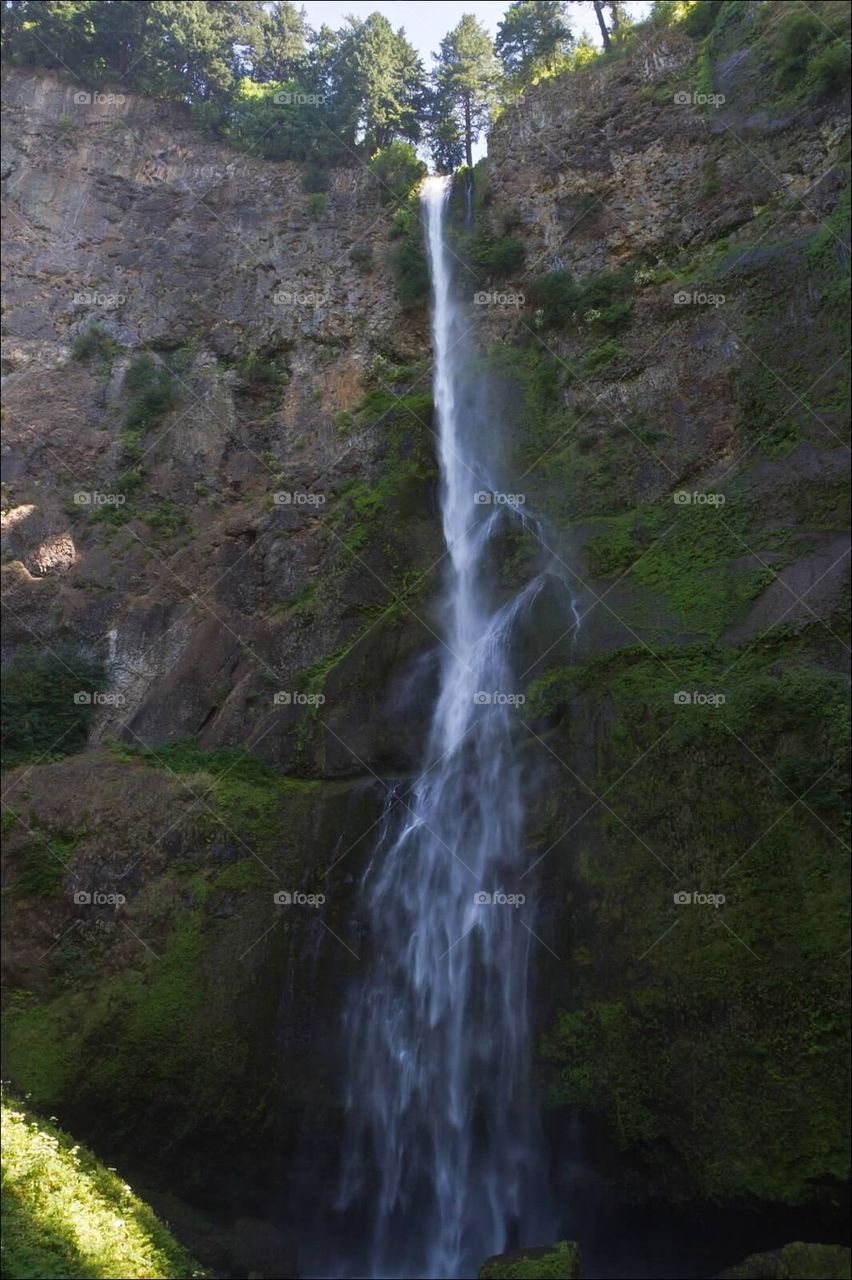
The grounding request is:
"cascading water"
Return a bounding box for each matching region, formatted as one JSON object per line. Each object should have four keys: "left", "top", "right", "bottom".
{"left": 334, "top": 176, "right": 556, "bottom": 1280}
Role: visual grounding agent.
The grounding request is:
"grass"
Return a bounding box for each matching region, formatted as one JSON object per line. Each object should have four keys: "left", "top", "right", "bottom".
{"left": 1, "top": 1091, "right": 203, "bottom": 1279}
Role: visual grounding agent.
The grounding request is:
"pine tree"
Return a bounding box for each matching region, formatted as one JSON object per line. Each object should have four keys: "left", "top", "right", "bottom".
{"left": 496, "top": 1, "right": 573, "bottom": 82}
{"left": 431, "top": 14, "right": 499, "bottom": 171}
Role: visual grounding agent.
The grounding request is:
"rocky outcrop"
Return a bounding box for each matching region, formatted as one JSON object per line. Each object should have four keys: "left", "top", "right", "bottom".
{"left": 2, "top": 64, "right": 435, "bottom": 768}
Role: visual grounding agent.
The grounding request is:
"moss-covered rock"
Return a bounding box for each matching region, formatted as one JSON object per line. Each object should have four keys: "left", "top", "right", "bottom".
{"left": 717, "top": 1242, "right": 852, "bottom": 1279}
{"left": 479, "top": 1240, "right": 582, "bottom": 1279}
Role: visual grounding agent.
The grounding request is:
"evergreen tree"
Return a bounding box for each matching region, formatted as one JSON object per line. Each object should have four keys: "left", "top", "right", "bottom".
{"left": 496, "top": 1, "right": 573, "bottom": 82}
{"left": 431, "top": 14, "right": 499, "bottom": 171}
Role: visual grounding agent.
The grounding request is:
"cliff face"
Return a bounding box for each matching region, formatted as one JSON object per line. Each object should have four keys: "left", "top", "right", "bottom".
{"left": 2, "top": 64, "right": 435, "bottom": 769}
{"left": 1, "top": 0, "right": 850, "bottom": 1258}
{"left": 475, "top": 3, "right": 851, "bottom": 1213}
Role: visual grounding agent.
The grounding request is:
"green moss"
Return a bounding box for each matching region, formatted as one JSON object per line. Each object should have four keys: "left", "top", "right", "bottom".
{"left": 479, "top": 1241, "right": 582, "bottom": 1279}
{"left": 720, "top": 1242, "right": 852, "bottom": 1279}
{"left": 534, "top": 628, "right": 850, "bottom": 1205}
{"left": 1, "top": 1091, "right": 204, "bottom": 1279}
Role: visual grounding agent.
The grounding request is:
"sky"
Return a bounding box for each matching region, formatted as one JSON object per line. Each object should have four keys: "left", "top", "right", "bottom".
{"left": 301, "top": 1, "right": 654, "bottom": 68}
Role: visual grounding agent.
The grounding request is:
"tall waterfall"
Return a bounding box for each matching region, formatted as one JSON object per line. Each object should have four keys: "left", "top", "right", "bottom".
{"left": 335, "top": 175, "right": 555, "bottom": 1279}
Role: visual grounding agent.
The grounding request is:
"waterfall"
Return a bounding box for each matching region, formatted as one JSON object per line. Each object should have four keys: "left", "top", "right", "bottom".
{"left": 334, "top": 175, "right": 555, "bottom": 1280}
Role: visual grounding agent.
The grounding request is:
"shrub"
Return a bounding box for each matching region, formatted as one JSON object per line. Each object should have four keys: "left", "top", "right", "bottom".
{"left": 368, "top": 142, "right": 427, "bottom": 207}
{"left": 70, "top": 325, "right": 118, "bottom": 365}
{"left": 528, "top": 271, "right": 577, "bottom": 328}
{"left": 681, "top": 1, "right": 722, "bottom": 40}
{"left": 772, "top": 9, "right": 823, "bottom": 87}
{"left": 1, "top": 645, "right": 105, "bottom": 767}
{"left": 806, "top": 41, "right": 851, "bottom": 95}
{"left": 124, "top": 355, "right": 178, "bottom": 432}
{"left": 470, "top": 233, "right": 525, "bottom": 276}
{"left": 306, "top": 192, "right": 327, "bottom": 218}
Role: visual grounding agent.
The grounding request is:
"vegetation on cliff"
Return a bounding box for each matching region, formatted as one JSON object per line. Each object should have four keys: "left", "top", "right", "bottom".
{"left": 1, "top": 1091, "right": 203, "bottom": 1279}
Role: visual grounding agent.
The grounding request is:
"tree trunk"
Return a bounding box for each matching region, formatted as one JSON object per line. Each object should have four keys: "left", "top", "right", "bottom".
{"left": 608, "top": 0, "right": 621, "bottom": 32}
{"left": 463, "top": 92, "right": 473, "bottom": 172}
{"left": 592, "top": 0, "right": 611, "bottom": 51}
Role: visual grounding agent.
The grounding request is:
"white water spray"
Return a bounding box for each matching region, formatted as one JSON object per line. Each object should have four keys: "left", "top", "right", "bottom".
{"left": 335, "top": 176, "right": 556, "bottom": 1279}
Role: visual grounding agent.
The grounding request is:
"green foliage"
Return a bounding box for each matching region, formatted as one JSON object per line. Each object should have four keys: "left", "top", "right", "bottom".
{"left": 495, "top": 1, "right": 574, "bottom": 85}
{"left": 124, "top": 355, "right": 178, "bottom": 433}
{"left": 529, "top": 270, "right": 576, "bottom": 328}
{"left": 584, "top": 338, "right": 623, "bottom": 370}
{"left": 69, "top": 324, "right": 119, "bottom": 367}
{"left": 1, "top": 645, "right": 106, "bottom": 768}
{"left": 431, "top": 13, "right": 500, "bottom": 168}
{"left": 1, "top": 1092, "right": 203, "bottom": 1279}
{"left": 479, "top": 1240, "right": 581, "bottom": 1279}
{"left": 14, "top": 834, "right": 77, "bottom": 899}
{"left": 367, "top": 142, "right": 427, "bottom": 206}
{"left": 306, "top": 191, "right": 327, "bottom": 218}
{"left": 680, "top": 1, "right": 722, "bottom": 40}
{"left": 145, "top": 501, "right": 186, "bottom": 537}
{"left": 389, "top": 205, "right": 430, "bottom": 308}
{"left": 530, "top": 265, "right": 635, "bottom": 333}
{"left": 469, "top": 232, "right": 525, "bottom": 275}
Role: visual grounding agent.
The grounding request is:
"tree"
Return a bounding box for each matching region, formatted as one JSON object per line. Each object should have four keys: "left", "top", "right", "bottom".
{"left": 350, "top": 13, "right": 425, "bottom": 150}
{"left": 431, "top": 14, "right": 499, "bottom": 171}
{"left": 496, "top": 1, "right": 573, "bottom": 82}
{"left": 250, "top": 1, "right": 309, "bottom": 84}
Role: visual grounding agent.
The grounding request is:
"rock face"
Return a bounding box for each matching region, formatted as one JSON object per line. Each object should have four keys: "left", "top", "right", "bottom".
{"left": 1, "top": 63, "right": 435, "bottom": 769}
{"left": 1, "top": 0, "right": 850, "bottom": 1262}
{"left": 717, "top": 1242, "right": 852, "bottom": 1280}
{"left": 479, "top": 1241, "right": 582, "bottom": 1279}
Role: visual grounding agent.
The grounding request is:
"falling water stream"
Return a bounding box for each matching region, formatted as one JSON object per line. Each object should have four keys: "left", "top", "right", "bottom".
{"left": 334, "top": 176, "right": 557, "bottom": 1279}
